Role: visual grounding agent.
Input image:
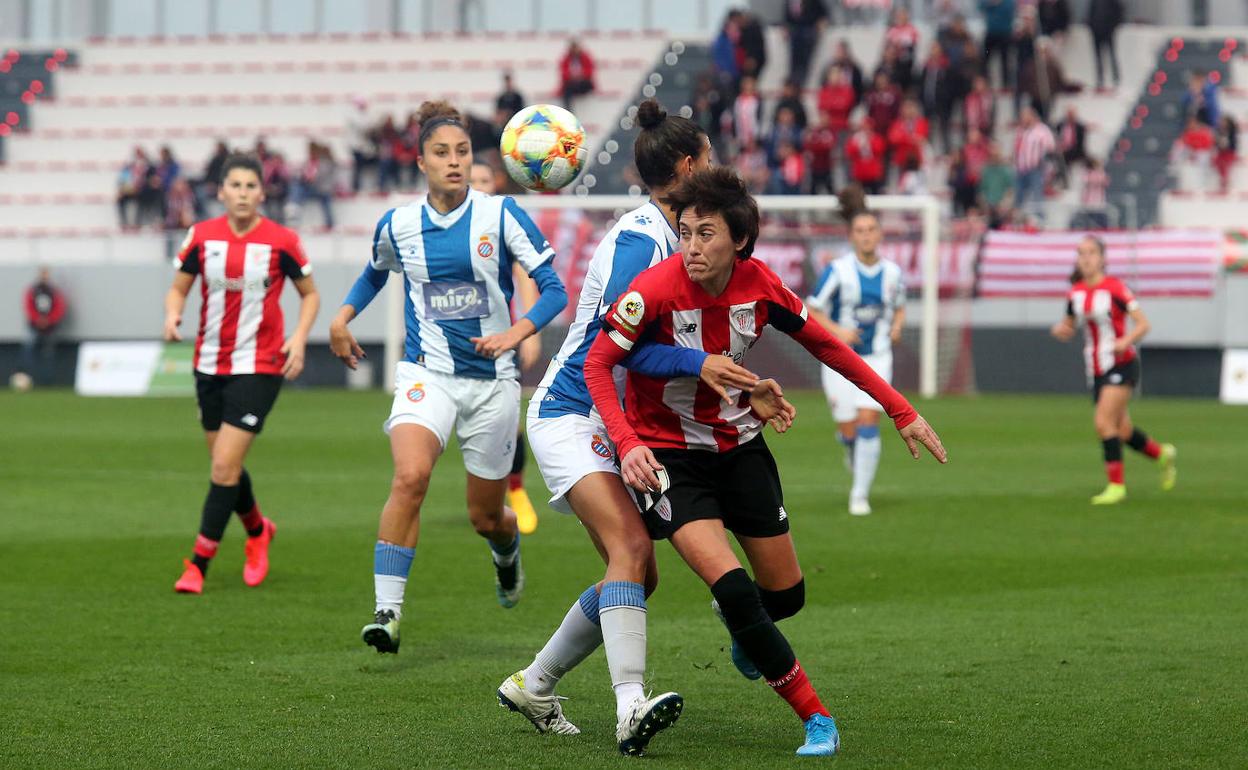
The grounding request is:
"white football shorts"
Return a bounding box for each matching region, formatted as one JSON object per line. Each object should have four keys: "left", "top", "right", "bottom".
{"left": 525, "top": 400, "right": 621, "bottom": 515}
{"left": 385, "top": 361, "right": 520, "bottom": 480}
{"left": 820, "top": 350, "right": 893, "bottom": 424}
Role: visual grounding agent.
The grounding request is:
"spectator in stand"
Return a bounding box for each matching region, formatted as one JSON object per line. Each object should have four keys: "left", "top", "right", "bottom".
{"left": 965, "top": 74, "right": 997, "bottom": 138}
{"left": 21, "top": 267, "right": 67, "bottom": 384}
{"left": 784, "top": 0, "right": 829, "bottom": 88}
{"left": 261, "top": 151, "right": 291, "bottom": 225}
{"left": 394, "top": 112, "right": 421, "bottom": 190}
{"left": 805, "top": 112, "right": 837, "bottom": 193}
{"left": 979, "top": 141, "right": 1017, "bottom": 227}
{"left": 1214, "top": 114, "right": 1239, "bottom": 194}
{"left": 737, "top": 136, "right": 771, "bottom": 193}
{"left": 885, "top": 7, "right": 920, "bottom": 85}
{"left": 828, "top": 40, "right": 866, "bottom": 103}
{"left": 964, "top": 126, "right": 991, "bottom": 179}
{"left": 711, "top": 10, "right": 743, "bottom": 90}
{"left": 887, "top": 99, "right": 929, "bottom": 176}
{"left": 1087, "top": 0, "right": 1124, "bottom": 91}
{"left": 818, "top": 66, "right": 856, "bottom": 138}
{"left": 558, "top": 40, "right": 595, "bottom": 109}
{"left": 294, "top": 141, "right": 337, "bottom": 230}
{"left": 1056, "top": 106, "right": 1089, "bottom": 178}
{"left": 897, "top": 155, "right": 927, "bottom": 196}
{"left": 691, "top": 72, "right": 729, "bottom": 160}
{"left": 346, "top": 97, "right": 377, "bottom": 194}
{"left": 771, "top": 141, "right": 806, "bottom": 194}
{"left": 1011, "top": 10, "right": 1039, "bottom": 117}
{"left": 1183, "top": 70, "right": 1220, "bottom": 127}
{"left": 979, "top": 0, "right": 1017, "bottom": 90}
{"left": 937, "top": 10, "right": 975, "bottom": 74}
{"left": 117, "top": 147, "right": 152, "bottom": 229}
{"left": 846, "top": 116, "right": 887, "bottom": 194}
{"left": 1038, "top": 0, "right": 1072, "bottom": 46}
{"left": 876, "top": 42, "right": 914, "bottom": 95}
{"left": 165, "top": 177, "right": 196, "bottom": 232}
{"left": 1173, "top": 114, "right": 1215, "bottom": 192}
{"left": 767, "top": 106, "right": 804, "bottom": 169}
{"left": 865, "top": 72, "right": 902, "bottom": 145}
{"left": 1018, "top": 36, "right": 1078, "bottom": 122}
{"left": 375, "top": 115, "right": 399, "bottom": 193}
{"left": 919, "top": 41, "right": 960, "bottom": 153}
{"left": 948, "top": 146, "right": 980, "bottom": 214}
{"left": 155, "top": 146, "right": 180, "bottom": 195}
{"left": 732, "top": 75, "right": 764, "bottom": 150}
{"left": 1076, "top": 156, "right": 1110, "bottom": 228}
{"left": 196, "top": 140, "right": 229, "bottom": 215}
{"left": 773, "top": 79, "right": 809, "bottom": 132}
{"left": 738, "top": 10, "right": 768, "bottom": 81}
{"left": 496, "top": 71, "right": 525, "bottom": 119}
{"left": 1013, "top": 105, "right": 1056, "bottom": 215}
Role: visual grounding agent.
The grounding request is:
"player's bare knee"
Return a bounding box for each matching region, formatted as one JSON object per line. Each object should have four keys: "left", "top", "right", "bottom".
{"left": 468, "top": 506, "right": 506, "bottom": 538}
{"left": 209, "top": 460, "right": 242, "bottom": 486}
{"left": 390, "top": 466, "right": 431, "bottom": 505}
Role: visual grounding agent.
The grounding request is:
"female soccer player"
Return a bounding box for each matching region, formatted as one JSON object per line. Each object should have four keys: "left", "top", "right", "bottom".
{"left": 1050, "top": 235, "right": 1177, "bottom": 504}
{"left": 469, "top": 160, "right": 541, "bottom": 534}
{"left": 328, "top": 101, "right": 568, "bottom": 654}
{"left": 496, "top": 100, "right": 768, "bottom": 756}
{"left": 583, "top": 167, "right": 947, "bottom": 757}
{"left": 164, "top": 153, "right": 321, "bottom": 594}
{"left": 805, "top": 188, "right": 906, "bottom": 515}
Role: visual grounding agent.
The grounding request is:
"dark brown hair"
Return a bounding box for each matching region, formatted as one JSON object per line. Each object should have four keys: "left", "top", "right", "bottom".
{"left": 416, "top": 100, "right": 469, "bottom": 152}
{"left": 1070, "top": 235, "right": 1107, "bottom": 284}
{"left": 838, "top": 183, "right": 878, "bottom": 227}
{"left": 634, "top": 98, "right": 707, "bottom": 188}
{"left": 219, "top": 153, "right": 263, "bottom": 184}
{"left": 666, "top": 167, "right": 759, "bottom": 259}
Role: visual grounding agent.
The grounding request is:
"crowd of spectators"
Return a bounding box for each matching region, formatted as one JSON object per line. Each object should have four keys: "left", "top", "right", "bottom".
{"left": 698, "top": 0, "right": 1135, "bottom": 228}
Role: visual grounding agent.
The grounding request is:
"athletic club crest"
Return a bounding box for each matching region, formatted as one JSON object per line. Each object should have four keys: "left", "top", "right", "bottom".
{"left": 730, "top": 304, "right": 756, "bottom": 335}
{"left": 655, "top": 495, "right": 672, "bottom": 521}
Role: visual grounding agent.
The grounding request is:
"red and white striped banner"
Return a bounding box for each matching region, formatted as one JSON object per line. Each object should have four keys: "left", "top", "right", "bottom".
{"left": 978, "top": 230, "right": 1221, "bottom": 297}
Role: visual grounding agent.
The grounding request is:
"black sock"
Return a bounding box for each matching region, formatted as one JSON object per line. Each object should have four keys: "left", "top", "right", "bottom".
{"left": 192, "top": 482, "right": 240, "bottom": 575}
{"left": 510, "top": 432, "right": 527, "bottom": 476}
{"left": 235, "top": 469, "right": 264, "bottom": 536}
{"left": 711, "top": 568, "right": 796, "bottom": 681}
{"left": 1125, "top": 429, "right": 1149, "bottom": 453}
{"left": 1101, "top": 437, "right": 1123, "bottom": 463}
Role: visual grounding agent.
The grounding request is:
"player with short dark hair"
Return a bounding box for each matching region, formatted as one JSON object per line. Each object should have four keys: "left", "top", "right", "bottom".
{"left": 165, "top": 152, "right": 321, "bottom": 594}
{"left": 1051, "top": 235, "right": 1177, "bottom": 504}
{"left": 582, "top": 166, "right": 947, "bottom": 757}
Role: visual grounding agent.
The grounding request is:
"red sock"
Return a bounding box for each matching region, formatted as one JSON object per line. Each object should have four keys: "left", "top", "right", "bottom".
{"left": 1106, "top": 461, "right": 1124, "bottom": 484}
{"left": 193, "top": 534, "right": 219, "bottom": 560}
{"left": 766, "top": 661, "right": 830, "bottom": 721}
{"left": 1143, "top": 439, "right": 1162, "bottom": 459}
{"left": 508, "top": 473, "right": 524, "bottom": 492}
{"left": 239, "top": 506, "right": 264, "bottom": 535}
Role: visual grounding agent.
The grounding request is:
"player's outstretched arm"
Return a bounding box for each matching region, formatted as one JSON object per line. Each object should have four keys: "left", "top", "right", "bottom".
{"left": 329, "top": 305, "right": 365, "bottom": 370}
{"left": 282, "top": 275, "right": 320, "bottom": 381}
{"left": 584, "top": 332, "right": 667, "bottom": 493}
{"left": 470, "top": 261, "right": 567, "bottom": 359}
{"left": 163, "top": 272, "right": 195, "bottom": 342}
{"left": 898, "top": 414, "right": 947, "bottom": 463}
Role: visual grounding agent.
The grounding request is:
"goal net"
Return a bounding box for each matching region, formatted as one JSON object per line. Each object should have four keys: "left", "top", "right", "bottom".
{"left": 384, "top": 194, "right": 978, "bottom": 399}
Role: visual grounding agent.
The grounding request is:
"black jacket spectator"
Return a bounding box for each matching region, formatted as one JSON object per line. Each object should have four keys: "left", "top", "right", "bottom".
{"left": 784, "top": 0, "right": 828, "bottom": 88}
{"left": 1038, "top": 0, "right": 1072, "bottom": 37}
{"left": 1056, "top": 110, "right": 1089, "bottom": 167}
{"left": 738, "top": 12, "right": 767, "bottom": 80}
{"left": 773, "top": 80, "right": 809, "bottom": 132}
{"left": 1087, "top": 0, "right": 1124, "bottom": 88}
{"left": 496, "top": 73, "right": 525, "bottom": 118}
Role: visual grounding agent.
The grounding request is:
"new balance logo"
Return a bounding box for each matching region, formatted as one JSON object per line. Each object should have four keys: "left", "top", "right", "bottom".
{"left": 241, "top": 413, "right": 259, "bottom": 427}
{"left": 677, "top": 322, "right": 697, "bottom": 334}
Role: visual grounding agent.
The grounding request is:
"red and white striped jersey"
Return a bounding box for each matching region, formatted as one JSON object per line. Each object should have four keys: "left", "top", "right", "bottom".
{"left": 587, "top": 255, "right": 916, "bottom": 456}
{"left": 1067, "top": 276, "right": 1139, "bottom": 378}
{"left": 1014, "top": 122, "right": 1056, "bottom": 173}
{"left": 175, "top": 216, "right": 312, "bottom": 376}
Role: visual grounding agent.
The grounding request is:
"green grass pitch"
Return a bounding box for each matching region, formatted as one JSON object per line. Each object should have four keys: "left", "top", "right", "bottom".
{"left": 1, "top": 389, "right": 1245, "bottom": 769}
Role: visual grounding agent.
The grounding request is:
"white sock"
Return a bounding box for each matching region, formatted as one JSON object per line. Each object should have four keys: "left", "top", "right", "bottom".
{"left": 600, "top": 581, "right": 648, "bottom": 722}
{"left": 851, "top": 429, "right": 882, "bottom": 501}
{"left": 523, "top": 586, "right": 603, "bottom": 696}
{"left": 374, "top": 575, "right": 406, "bottom": 617}
{"left": 490, "top": 533, "right": 519, "bottom": 567}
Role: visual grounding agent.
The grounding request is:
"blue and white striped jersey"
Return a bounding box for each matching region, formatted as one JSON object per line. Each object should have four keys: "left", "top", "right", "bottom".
{"left": 805, "top": 252, "right": 905, "bottom": 356}
{"left": 371, "top": 189, "right": 556, "bottom": 380}
{"left": 535, "top": 200, "right": 679, "bottom": 418}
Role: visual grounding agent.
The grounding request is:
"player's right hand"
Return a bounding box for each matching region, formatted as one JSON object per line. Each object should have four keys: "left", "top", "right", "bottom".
{"left": 621, "top": 445, "right": 666, "bottom": 494}
{"left": 1050, "top": 320, "right": 1075, "bottom": 342}
{"left": 699, "top": 355, "right": 759, "bottom": 403}
{"left": 835, "top": 326, "right": 862, "bottom": 347}
{"left": 329, "top": 323, "right": 366, "bottom": 370}
{"left": 163, "top": 314, "right": 182, "bottom": 342}
{"left": 898, "top": 415, "right": 947, "bottom": 464}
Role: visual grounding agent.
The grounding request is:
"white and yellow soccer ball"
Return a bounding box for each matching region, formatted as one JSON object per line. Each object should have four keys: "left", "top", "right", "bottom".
{"left": 500, "top": 104, "right": 588, "bottom": 192}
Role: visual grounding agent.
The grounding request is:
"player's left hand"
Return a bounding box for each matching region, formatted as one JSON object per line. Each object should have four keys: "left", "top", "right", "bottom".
{"left": 281, "top": 336, "right": 306, "bottom": 380}
{"left": 1111, "top": 338, "right": 1131, "bottom": 355}
{"left": 749, "top": 378, "right": 797, "bottom": 434}
{"left": 470, "top": 329, "right": 524, "bottom": 359}
{"left": 897, "top": 415, "right": 947, "bottom": 463}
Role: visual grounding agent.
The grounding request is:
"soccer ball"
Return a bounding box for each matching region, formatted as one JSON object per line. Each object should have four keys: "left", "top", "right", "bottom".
{"left": 500, "top": 104, "right": 587, "bottom": 192}
{"left": 9, "top": 371, "right": 33, "bottom": 392}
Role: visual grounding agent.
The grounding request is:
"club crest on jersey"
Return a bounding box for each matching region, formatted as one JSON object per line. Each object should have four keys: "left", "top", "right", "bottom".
{"left": 476, "top": 235, "right": 495, "bottom": 259}
{"left": 406, "top": 383, "right": 426, "bottom": 402}
{"left": 619, "top": 292, "right": 645, "bottom": 325}
{"left": 731, "top": 305, "right": 755, "bottom": 334}
{"left": 590, "top": 434, "right": 612, "bottom": 459}
{"left": 655, "top": 495, "right": 672, "bottom": 521}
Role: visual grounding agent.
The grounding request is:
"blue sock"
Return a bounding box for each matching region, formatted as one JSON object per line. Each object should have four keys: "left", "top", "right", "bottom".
{"left": 490, "top": 533, "right": 520, "bottom": 567}
{"left": 374, "top": 542, "right": 415, "bottom": 616}
{"left": 578, "top": 584, "right": 602, "bottom": 625}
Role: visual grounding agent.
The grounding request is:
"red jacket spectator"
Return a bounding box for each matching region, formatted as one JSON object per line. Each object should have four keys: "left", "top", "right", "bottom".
{"left": 25, "top": 269, "right": 66, "bottom": 333}
{"left": 559, "top": 41, "right": 596, "bottom": 107}
{"left": 817, "top": 70, "right": 857, "bottom": 133}
{"left": 846, "top": 121, "right": 887, "bottom": 189}
{"left": 805, "top": 124, "right": 836, "bottom": 175}
{"left": 865, "top": 75, "right": 903, "bottom": 139}
{"left": 1179, "top": 120, "right": 1215, "bottom": 153}
{"left": 886, "top": 105, "right": 929, "bottom": 168}
{"left": 963, "top": 129, "right": 991, "bottom": 183}
{"left": 964, "top": 76, "right": 996, "bottom": 137}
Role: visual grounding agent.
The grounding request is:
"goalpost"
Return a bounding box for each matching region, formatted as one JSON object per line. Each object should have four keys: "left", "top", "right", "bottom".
{"left": 384, "top": 193, "right": 948, "bottom": 399}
